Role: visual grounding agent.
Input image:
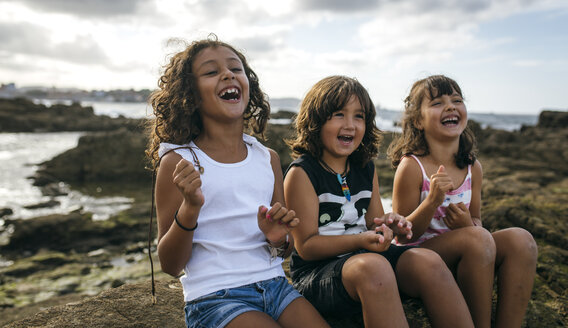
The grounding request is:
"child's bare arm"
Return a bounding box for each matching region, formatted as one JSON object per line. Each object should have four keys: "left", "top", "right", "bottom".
{"left": 258, "top": 149, "right": 297, "bottom": 257}
{"left": 155, "top": 153, "right": 203, "bottom": 276}
{"left": 469, "top": 160, "right": 483, "bottom": 227}
{"left": 366, "top": 170, "right": 412, "bottom": 240}
{"left": 393, "top": 157, "right": 451, "bottom": 242}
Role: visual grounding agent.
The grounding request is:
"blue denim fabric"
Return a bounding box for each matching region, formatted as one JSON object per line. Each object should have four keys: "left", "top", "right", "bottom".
{"left": 184, "top": 276, "right": 302, "bottom": 328}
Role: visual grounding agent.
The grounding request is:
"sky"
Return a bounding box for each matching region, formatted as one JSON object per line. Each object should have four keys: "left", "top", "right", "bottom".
{"left": 0, "top": 0, "right": 567, "bottom": 115}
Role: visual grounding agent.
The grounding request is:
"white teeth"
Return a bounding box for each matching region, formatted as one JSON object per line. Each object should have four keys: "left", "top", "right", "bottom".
{"left": 219, "top": 88, "right": 238, "bottom": 97}
{"left": 442, "top": 117, "right": 458, "bottom": 124}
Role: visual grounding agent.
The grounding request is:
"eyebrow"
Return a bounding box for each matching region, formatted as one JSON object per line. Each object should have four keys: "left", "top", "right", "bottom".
{"left": 196, "top": 57, "right": 242, "bottom": 71}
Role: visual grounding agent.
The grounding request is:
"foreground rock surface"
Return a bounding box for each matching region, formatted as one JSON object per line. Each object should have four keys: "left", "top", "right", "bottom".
{"left": 4, "top": 279, "right": 186, "bottom": 328}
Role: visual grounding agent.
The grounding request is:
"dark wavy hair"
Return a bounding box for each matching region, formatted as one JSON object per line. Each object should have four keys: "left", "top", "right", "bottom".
{"left": 387, "top": 75, "right": 477, "bottom": 169}
{"left": 146, "top": 34, "right": 270, "bottom": 167}
{"left": 287, "top": 75, "right": 382, "bottom": 166}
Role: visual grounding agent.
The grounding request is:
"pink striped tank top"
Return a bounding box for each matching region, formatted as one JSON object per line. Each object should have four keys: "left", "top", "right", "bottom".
{"left": 401, "top": 155, "right": 472, "bottom": 246}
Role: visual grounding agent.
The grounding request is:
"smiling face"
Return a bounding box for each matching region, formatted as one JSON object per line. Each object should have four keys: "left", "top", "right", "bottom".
{"left": 320, "top": 95, "right": 366, "bottom": 164}
{"left": 417, "top": 88, "right": 468, "bottom": 141}
{"left": 192, "top": 46, "right": 250, "bottom": 125}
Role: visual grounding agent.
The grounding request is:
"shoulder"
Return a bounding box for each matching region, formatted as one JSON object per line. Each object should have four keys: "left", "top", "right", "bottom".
{"left": 394, "top": 155, "right": 423, "bottom": 186}
{"left": 291, "top": 153, "right": 316, "bottom": 168}
{"left": 284, "top": 164, "right": 313, "bottom": 192}
{"left": 397, "top": 155, "right": 421, "bottom": 175}
{"left": 158, "top": 142, "right": 187, "bottom": 158}
{"left": 157, "top": 151, "right": 183, "bottom": 175}
{"left": 267, "top": 148, "right": 281, "bottom": 169}
{"left": 471, "top": 159, "right": 483, "bottom": 179}
{"left": 284, "top": 155, "right": 315, "bottom": 184}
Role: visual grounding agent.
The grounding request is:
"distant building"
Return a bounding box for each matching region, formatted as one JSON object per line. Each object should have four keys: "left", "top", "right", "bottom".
{"left": 0, "top": 83, "right": 20, "bottom": 99}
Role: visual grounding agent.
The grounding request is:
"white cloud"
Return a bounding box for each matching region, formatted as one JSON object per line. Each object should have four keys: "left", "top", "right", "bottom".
{"left": 0, "top": 0, "right": 567, "bottom": 113}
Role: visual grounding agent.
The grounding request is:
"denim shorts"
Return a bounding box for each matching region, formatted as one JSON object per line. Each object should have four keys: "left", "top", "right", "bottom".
{"left": 291, "top": 244, "right": 415, "bottom": 316}
{"left": 184, "top": 276, "right": 302, "bottom": 328}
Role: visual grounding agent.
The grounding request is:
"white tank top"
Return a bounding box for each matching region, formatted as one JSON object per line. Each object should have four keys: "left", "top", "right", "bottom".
{"left": 159, "top": 134, "right": 285, "bottom": 302}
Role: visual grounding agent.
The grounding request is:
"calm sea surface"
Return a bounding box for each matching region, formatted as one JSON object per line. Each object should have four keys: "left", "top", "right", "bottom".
{"left": 0, "top": 132, "right": 132, "bottom": 221}
{"left": 0, "top": 101, "right": 538, "bottom": 221}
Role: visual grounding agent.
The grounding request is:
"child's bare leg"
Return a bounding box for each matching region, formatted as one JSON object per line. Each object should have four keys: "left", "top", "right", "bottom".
{"left": 492, "top": 228, "right": 537, "bottom": 328}
{"left": 226, "top": 311, "right": 281, "bottom": 328}
{"left": 396, "top": 248, "right": 474, "bottom": 328}
{"left": 278, "top": 297, "right": 330, "bottom": 328}
{"left": 342, "top": 253, "right": 408, "bottom": 328}
{"left": 422, "top": 226, "right": 495, "bottom": 328}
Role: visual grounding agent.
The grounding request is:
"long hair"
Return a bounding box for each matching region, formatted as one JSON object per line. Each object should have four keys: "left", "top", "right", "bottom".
{"left": 146, "top": 34, "right": 270, "bottom": 167}
{"left": 287, "top": 75, "right": 382, "bottom": 166}
{"left": 387, "top": 75, "right": 476, "bottom": 169}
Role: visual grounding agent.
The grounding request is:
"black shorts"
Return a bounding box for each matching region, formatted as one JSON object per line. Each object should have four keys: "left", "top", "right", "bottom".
{"left": 290, "top": 244, "right": 415, "bottom": 315}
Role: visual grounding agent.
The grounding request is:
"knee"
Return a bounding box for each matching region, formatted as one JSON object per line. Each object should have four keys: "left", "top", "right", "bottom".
{"left": 463, "top": 226, "right": 496, "bottom": 263}
{"left": 495, "top": 228, "right": 538, "bottom": 263}
{"left": 343, "top": 253, "right": 396, "bottom": 289}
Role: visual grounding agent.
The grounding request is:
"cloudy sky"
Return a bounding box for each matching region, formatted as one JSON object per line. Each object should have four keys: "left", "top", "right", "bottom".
{"left": 0, "top": 0, "right": 567, "bottom": 114}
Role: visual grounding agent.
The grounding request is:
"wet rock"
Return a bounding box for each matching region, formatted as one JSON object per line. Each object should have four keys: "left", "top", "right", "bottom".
{"left": 0, "top": 208, "right": 13, "bottom": 218}
{"left": 0, "top": 210, "right": 149, "bottom": 260}
{"left": 33, "top": 128, "right": 151, "bottom": 185}
{"left": 23, "top": 200, "right": 60, "bottom": 210}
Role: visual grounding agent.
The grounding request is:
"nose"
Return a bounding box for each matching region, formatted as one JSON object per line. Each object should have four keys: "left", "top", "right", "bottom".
{"left": 222, "top": 68, "right": 235, "bottom": 80}
{"left": 344, "top": 115, "right": 355, "bottom": 129}
{"left": 445, "top": 99, "right": 456, "bottom": 111}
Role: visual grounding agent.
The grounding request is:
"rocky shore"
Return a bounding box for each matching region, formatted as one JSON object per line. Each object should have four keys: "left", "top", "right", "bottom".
{"left": 0, "top": 99, "right": 566, "bottom": 327}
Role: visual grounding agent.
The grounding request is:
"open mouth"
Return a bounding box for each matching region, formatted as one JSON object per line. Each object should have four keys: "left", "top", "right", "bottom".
{"left": 338, "top": 135, "right": 354, "bottom": 143}
{"left": 218, "top": 87, "right": 241, "bottom": 101}
{"left": 441, "top": 116, "right": 459, "bottom": 126}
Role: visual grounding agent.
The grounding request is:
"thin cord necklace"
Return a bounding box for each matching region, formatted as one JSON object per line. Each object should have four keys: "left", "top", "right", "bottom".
{"left": 319, "top": 159, "right": 351, "bottom": 201}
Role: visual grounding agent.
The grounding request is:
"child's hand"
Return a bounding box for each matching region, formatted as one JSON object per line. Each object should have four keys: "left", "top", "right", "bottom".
{"left": 443, "top": 202, "right": 473, "bottom": 230}
{"left": 428, "top": 165, "right": 454, "bottom": 207}
{"left": 360, "top": 224, "right": 393, "bottom": 253}
{"left": 257, "top": 203, "right": 299, "bottom": 244}
{"left": 374, "top": 213, "right": 413, "bottom": 240}
{"left": 173, "top": 159, "right": 204, "bottom": 208}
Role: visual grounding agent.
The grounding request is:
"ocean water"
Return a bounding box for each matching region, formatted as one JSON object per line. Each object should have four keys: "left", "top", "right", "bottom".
{"left": 0, "top": 100, "right": 539, "bottom": 222}
{"left": 0, "top": 132, "right": 132, "bottom": 221}
{"left": 80, "top": 100, "right": 538, "bottom": 132}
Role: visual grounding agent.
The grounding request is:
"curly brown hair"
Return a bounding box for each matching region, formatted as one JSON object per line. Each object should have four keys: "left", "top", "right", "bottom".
{"left": 287, "top": 75, "right": 382, "bottom": 166}
{"left": 146, "top": 34, "right": 270, "bottom": 167}
{"left": 387, "top": 75, "right": 477, "bottom": 169}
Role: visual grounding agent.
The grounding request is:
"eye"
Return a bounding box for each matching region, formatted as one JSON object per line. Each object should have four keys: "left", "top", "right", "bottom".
{"left": 332, "top": 112, "right": 344, "bottom": 117}
{"left": 453, "top": 98, "right": 463, "bottom": 103}
{"left": 356, "top": 113, "right": 365, "bottom": 119}
{"left": 230, "top": 67, "right": 243, "bottom": 73}
{"left": 204, "top": 70, "right": 217, "bottom": 76}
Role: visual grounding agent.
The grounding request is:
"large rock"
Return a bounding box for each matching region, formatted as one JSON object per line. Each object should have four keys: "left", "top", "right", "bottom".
{"left": 0, "top": 206, "right": 151, "bottom": 261}
{"left": 0, "top": 98, "right": 143, "bottom": 132}
{"left": 4, "top": 279, "right": 186, "bottom": 328}
{"left": 33, "top": 128, "right": 151, "bottom": 185}
{"left": 537, "top": 110, "right": 568, "bottom": 128}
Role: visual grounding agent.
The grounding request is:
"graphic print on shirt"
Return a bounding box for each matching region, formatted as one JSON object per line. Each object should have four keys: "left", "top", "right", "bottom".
{"left": 318, "top": 189, "right": 371, "bottom": 235}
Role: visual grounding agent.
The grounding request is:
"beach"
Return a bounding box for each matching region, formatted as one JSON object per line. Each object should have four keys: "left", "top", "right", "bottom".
{"left": 0, "top": 98, "right": 566, "bottom": 327}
